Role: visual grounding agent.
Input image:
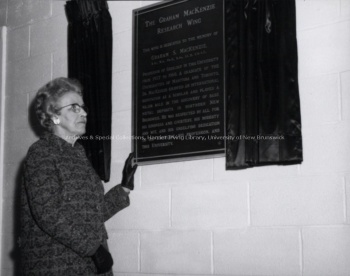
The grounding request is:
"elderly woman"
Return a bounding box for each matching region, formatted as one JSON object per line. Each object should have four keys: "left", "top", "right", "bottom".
{"left": 20, "top": 77, "right": 137, "bottom": 275}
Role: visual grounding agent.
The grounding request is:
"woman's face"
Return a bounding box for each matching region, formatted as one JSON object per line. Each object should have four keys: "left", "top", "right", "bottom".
{"left": 53, "top": 91, "right": 87, "bottom": 139}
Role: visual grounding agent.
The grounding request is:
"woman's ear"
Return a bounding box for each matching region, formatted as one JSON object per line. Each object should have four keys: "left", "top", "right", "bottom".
{"left": 52, "top": 117, "right": 60, "bottom": 125}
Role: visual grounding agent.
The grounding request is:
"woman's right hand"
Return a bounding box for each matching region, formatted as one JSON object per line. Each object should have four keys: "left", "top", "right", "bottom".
{"left": 121, "top": 152, "right": 138, "bottom": 190}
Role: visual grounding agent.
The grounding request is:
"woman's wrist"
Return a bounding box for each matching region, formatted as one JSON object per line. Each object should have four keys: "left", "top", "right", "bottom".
{"left": 121, "top": 186, "right": 131, "bottom": 194}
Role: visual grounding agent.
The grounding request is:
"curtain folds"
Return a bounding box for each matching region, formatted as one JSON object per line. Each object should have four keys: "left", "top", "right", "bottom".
{"left": 225, "top": 0, "right": 303, "bottom": 170}
{"left": 66, "top": 0, "right": 112, "bottom": 182}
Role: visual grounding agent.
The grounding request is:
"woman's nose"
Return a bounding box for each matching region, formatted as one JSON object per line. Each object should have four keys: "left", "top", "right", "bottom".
{"left": 80, "top": 109, "right": 87, "bottom": 116}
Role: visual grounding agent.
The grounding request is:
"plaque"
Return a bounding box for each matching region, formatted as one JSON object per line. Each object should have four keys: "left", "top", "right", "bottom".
{"left": 133, "top": 0, "right": 225, "bottom": 164}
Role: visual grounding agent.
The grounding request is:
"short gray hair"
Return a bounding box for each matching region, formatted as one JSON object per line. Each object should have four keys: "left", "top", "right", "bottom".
{"left": 34, "top": 77, "right": 83, "bottom": 131}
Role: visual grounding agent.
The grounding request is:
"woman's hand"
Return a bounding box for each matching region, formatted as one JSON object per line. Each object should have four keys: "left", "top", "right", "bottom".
{"left": 121, "top": 152, "right": 138, "bottom": 190}
{"left": 92, "top": 245, "right": 114, "bottom": 274}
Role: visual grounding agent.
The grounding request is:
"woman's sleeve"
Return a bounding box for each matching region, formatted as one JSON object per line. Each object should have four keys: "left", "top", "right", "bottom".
{"left": 24, "top": 148, "right": 102, "bottom": 257}
{"left": 103, "top": 184, "right": 130, "bottom": 222}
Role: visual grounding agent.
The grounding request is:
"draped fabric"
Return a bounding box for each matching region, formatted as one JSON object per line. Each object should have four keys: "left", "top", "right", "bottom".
{"left": 225, "top": 0, "right": 303, "bottom": 169}
{"left": 65, "top": 0, "right": 112, "bottom": 181}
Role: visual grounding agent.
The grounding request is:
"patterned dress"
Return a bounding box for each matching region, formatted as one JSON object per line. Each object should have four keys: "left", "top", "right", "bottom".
{"left": 20, "top": 133, "right": 129, "bottom": 275}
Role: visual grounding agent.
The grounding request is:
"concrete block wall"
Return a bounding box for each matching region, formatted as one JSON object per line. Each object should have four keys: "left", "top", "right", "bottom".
{"left": 1, "top": 0, "right": 350, "bottom": 275}
{"left": 1, "top": 1, "right": 68, "bottom": 275}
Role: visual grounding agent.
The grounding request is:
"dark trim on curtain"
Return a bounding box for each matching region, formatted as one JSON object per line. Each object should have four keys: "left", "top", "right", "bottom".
{"left": 66, "top": 0, "right": 112, "bottom": 181}
{"left": 225, "top": 0, "right": 303, "bottom": 170}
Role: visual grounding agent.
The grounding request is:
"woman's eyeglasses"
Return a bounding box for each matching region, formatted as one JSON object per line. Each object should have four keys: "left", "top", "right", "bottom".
{"left": 56, "top": 103, "right": 88, "bottom": 114}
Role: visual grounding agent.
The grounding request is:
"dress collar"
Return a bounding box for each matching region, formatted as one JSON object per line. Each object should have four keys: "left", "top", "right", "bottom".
{"left": 42, "top": 132, "right": 84, "bottom": 152}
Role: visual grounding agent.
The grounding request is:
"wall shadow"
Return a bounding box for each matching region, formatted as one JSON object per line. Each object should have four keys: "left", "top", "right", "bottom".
{"left": 8, "top": 96, "right": 44, "bottom": 275}
{"left": 10, "top": 160, "right": 24, "bottom": 276}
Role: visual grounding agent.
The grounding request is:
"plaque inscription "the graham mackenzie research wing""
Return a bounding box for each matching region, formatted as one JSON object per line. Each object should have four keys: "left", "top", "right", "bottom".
{"left": 133, "top": 0, "right": 225, "bottom": 164}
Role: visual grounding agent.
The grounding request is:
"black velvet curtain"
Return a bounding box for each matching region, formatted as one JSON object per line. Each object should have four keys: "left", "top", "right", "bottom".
{"left": 225, "top": 0, "right": 303, "bottom": 169}
{"left": 65, "top": 0, "right": 112, "bottom": 181}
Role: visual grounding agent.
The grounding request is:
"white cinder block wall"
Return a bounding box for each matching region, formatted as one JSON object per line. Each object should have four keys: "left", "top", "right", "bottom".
{"left": 1, "top": 0, "right": 350, "bottom": 275}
